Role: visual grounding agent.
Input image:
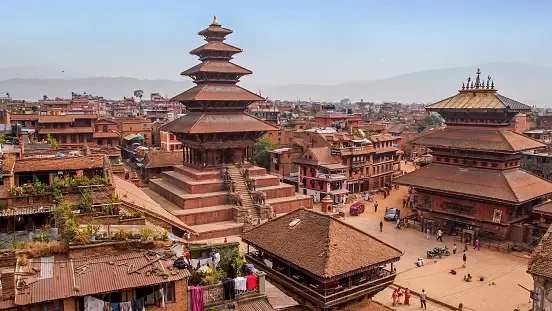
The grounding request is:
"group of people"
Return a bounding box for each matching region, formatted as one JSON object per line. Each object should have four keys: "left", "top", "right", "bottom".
{"left": 391, "top": 287, "right": 411, "bottom": 306}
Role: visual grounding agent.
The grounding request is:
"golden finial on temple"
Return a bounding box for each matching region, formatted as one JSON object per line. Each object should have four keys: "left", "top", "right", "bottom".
{"left": 211, "top": 14, "right": 220, "bottom": 26}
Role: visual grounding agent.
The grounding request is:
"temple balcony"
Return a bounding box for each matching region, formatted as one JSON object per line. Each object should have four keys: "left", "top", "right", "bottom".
{"left": 245, "top": 252, "right": 396, "bottom": 308}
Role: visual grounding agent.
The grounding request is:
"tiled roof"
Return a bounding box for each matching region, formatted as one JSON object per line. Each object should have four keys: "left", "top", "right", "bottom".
{"left": 38, "top": 115, "right": 97, "bottom": 123}
{"left": 533, "top": 200, "right": 552, "bottom": 216}
{"left": 39, "top": 127, "right": 94, "bottom": 134}
{"left": 93, "top": 131, "right": 120, "bottom": 138}
{"left": 15, "top": 250, "right": 190, "bottom": 305}
{"left": 144, "top": 150, "right": 183, "bottom": 169}
{"left": 160, "top": 112, "right": 277, "bottom": 134}
{"left": 190, "top": 41, "right": 242, "bottom": 55}
{"left": 13, "top": 155, "right": 105, "bottom": 173}
{"left": 386, "top": 123, "right": 406, "bottom": 134}
{"left": 528, "top": 224, "right": 552, "bottom": 279}
{"left": 375, "top": 146, "right": 398, "bottom": 154}
{"left": 171, "top": 85, "right": 264, "bottom": 102}
{"left": 370, "top": 134, "right": 395, "bottom": 142}
{"left": 411, "top": 128, "right": 544, "bottom": 153}
{"left": 426, "top": 90, "right": 530, "bottom": 111}
{"left": 10, "top": 114, "right": 39, "bottom": 121}
{"left": 294, "top": 147, "right": 339, "bottom": 167}
{"left": 241, "top": 208, "right": 402, "bottom": 279}
{"left": 181, "top": 61, "right": 252, "bottom": 75}
{"left": 393, "top": 164, "right": 552, "bottom": 204}
{"left": 198, "top": 25, "right": 233, "bottom": 35}
{"left": 113, "top": 176, "right": 196, "bottom": 235}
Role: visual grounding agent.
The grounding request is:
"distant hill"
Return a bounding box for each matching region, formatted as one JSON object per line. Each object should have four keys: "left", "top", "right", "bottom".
{"left": 261, "top": 62, "right": 552, "bottom": 107}
{"left": 0, "top": 77, "right": 193, "bottom": 101}
{"left": 0, "top": 62, "right": 550, "bottom": 106}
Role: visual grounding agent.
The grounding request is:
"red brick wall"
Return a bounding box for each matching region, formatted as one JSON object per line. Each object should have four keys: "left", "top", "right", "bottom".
{"left": 254, "top": 176, "right": 280, "bottom": 188}
{"left": 262, "top": 186, "right": 295, "bottom": 199}
{"left": 179, "top": 208, "right": 234, "bottom": 225}
{"left": 271, "top": 198, "right": 313, "bottom": 214}
{"left": 147, "top": 279, "right": 187, "bottom": 311}
{"left": 192, "top": 225, "right": 244, "bottom": 240}
{"left": 416, "top": 190, "right": 513, "bottom": 239}
{"left": 119, "top": 218, "right": 146, "bottom": 225}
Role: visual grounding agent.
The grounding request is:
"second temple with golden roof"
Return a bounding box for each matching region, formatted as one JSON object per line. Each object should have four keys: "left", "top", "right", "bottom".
{"left": 395, "top": 69, "right": 552, "bottom": 241}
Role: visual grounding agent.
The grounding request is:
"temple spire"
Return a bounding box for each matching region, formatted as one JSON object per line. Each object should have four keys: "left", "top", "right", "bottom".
{"left": 211, "top": 14, "right": 220, "bottom": 26}
{"left": 474, "top": 68, "right": 481, "bottom": 89}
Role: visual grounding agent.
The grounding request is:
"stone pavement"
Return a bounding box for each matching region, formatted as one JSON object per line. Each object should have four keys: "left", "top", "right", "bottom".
{"left": 373, "top": 288, "right": 449, "bottom": 311}
{"left": 337, "top": 164, "right": 533, "bottom": 311}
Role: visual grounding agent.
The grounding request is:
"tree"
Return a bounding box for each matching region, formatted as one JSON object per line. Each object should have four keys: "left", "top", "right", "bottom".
{"left": 46, "top": 134, "right": 59, "bottom": 149}
{"left": 252, "top": 137, "right": 276, "bottom": 170}
{"left": 424, "top": 114, "right": 443, "bottom": 126}
{"left": 402, "top": 143, "right": 413, "bottom": 157}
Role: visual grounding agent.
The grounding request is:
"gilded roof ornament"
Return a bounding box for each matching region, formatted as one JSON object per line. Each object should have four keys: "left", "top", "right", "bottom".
{"left": 475, "top": 68, "right": 481, "bottom": 89}
{"left": 211, "top": 14, "right": 220, "bottom": 26}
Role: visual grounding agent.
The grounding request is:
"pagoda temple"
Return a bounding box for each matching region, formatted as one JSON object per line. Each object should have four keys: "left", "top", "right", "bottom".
{"left": 161, "top": 15, "right": 278, "bottom": 167}
{"left": 149, "top": 17, "right": 312, "bottom": 240}
{"left": 395, "top": 69, "right": 552, "bottom": 242}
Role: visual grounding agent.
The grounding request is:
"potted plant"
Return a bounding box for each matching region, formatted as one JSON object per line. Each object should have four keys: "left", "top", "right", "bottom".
{"left": 86, "top": 222, "right": 101, "bottom": 241}
{"left": 113, "top": 228, "right": 127, "bottom": 241}
{"left": 139, "top": 227, "right": 153, "bottom": 241}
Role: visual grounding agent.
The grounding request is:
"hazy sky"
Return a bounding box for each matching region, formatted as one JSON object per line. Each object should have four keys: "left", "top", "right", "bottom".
{"left": 2, "top": 0, "right": 552, "bottom": 85}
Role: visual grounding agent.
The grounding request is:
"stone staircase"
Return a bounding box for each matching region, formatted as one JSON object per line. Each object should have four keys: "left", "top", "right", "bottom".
{"left": 227, "top": 166, "right": 260, "bottom": 219}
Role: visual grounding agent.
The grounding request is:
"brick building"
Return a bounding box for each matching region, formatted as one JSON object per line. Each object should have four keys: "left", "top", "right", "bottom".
{"left": 93, "top": 118, "right": 120, "bottom": 147}
{"left": 160, "top": 130, "right": 183, "bottom": 152}
{"left": 118, "top": 118, "right": 153, "bottom": 147}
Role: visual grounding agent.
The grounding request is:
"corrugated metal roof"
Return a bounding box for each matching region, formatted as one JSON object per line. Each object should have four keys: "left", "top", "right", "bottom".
{"left": 15, "top": 250, "right": 190, "bottom": 305}
{"left": 72, "top": 251, "right": 190, "bottom": 297}
{"left": 238, "top": 298, "right": 276, "bottom": 311}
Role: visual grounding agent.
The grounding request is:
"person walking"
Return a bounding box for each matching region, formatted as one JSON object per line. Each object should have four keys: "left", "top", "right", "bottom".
{"left": 404, "top": 288, "right": 411, "bottom": 306}
{"left": 453, "top": 244, "right": 457, "bottom": 254}
{"left": 462, "top": 253, "right": 467, "bottom": 268}
{"left": 392, "top": 289, "right": 398, "bottom": 306}
{"left": 426, "top": 228, "right": 430, "bottom": 240}
{"left": 379, "top": 221, "right": 383, "bottom": 232}
{"left": 374, "top": 201, "right": 378, "bottom": 213}
{"left": 420, "top": 289, "right": 427, "bottom": 309}
{"left": 474, "top": 238, "right": 480, "bottom": 251}
{"left": 436, "top": 229, "right": 443, "bottom": 242}
{"left": 402, "top": 198, "right": 406, "bottom": 208}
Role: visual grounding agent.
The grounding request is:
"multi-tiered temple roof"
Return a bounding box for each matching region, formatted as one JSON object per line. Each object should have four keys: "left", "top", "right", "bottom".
{"left": 161, "top": 16, "right": 277, "bottom": 166}
{"left": 395, "top": 69, "right": 552, "bottom": 204}
{"left": 163, "top": 15, "right": 276, "bottom": 136}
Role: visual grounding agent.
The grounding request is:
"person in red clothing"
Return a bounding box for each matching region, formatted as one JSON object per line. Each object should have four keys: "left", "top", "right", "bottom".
{"left": 404, "top": 288, "right": 411, "bottom": 305}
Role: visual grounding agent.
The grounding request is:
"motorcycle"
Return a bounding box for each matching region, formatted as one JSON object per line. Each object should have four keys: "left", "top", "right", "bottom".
{"left": 426, "top": 249, "right": 442, "bottom": 259}
{"left": 435, "top": 246, "right": 451, "bottom": 256}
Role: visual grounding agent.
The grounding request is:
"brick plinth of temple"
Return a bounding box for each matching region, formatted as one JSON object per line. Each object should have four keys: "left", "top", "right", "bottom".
{"left": 148, "top": 163, "right": 312, "bottom": 239}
